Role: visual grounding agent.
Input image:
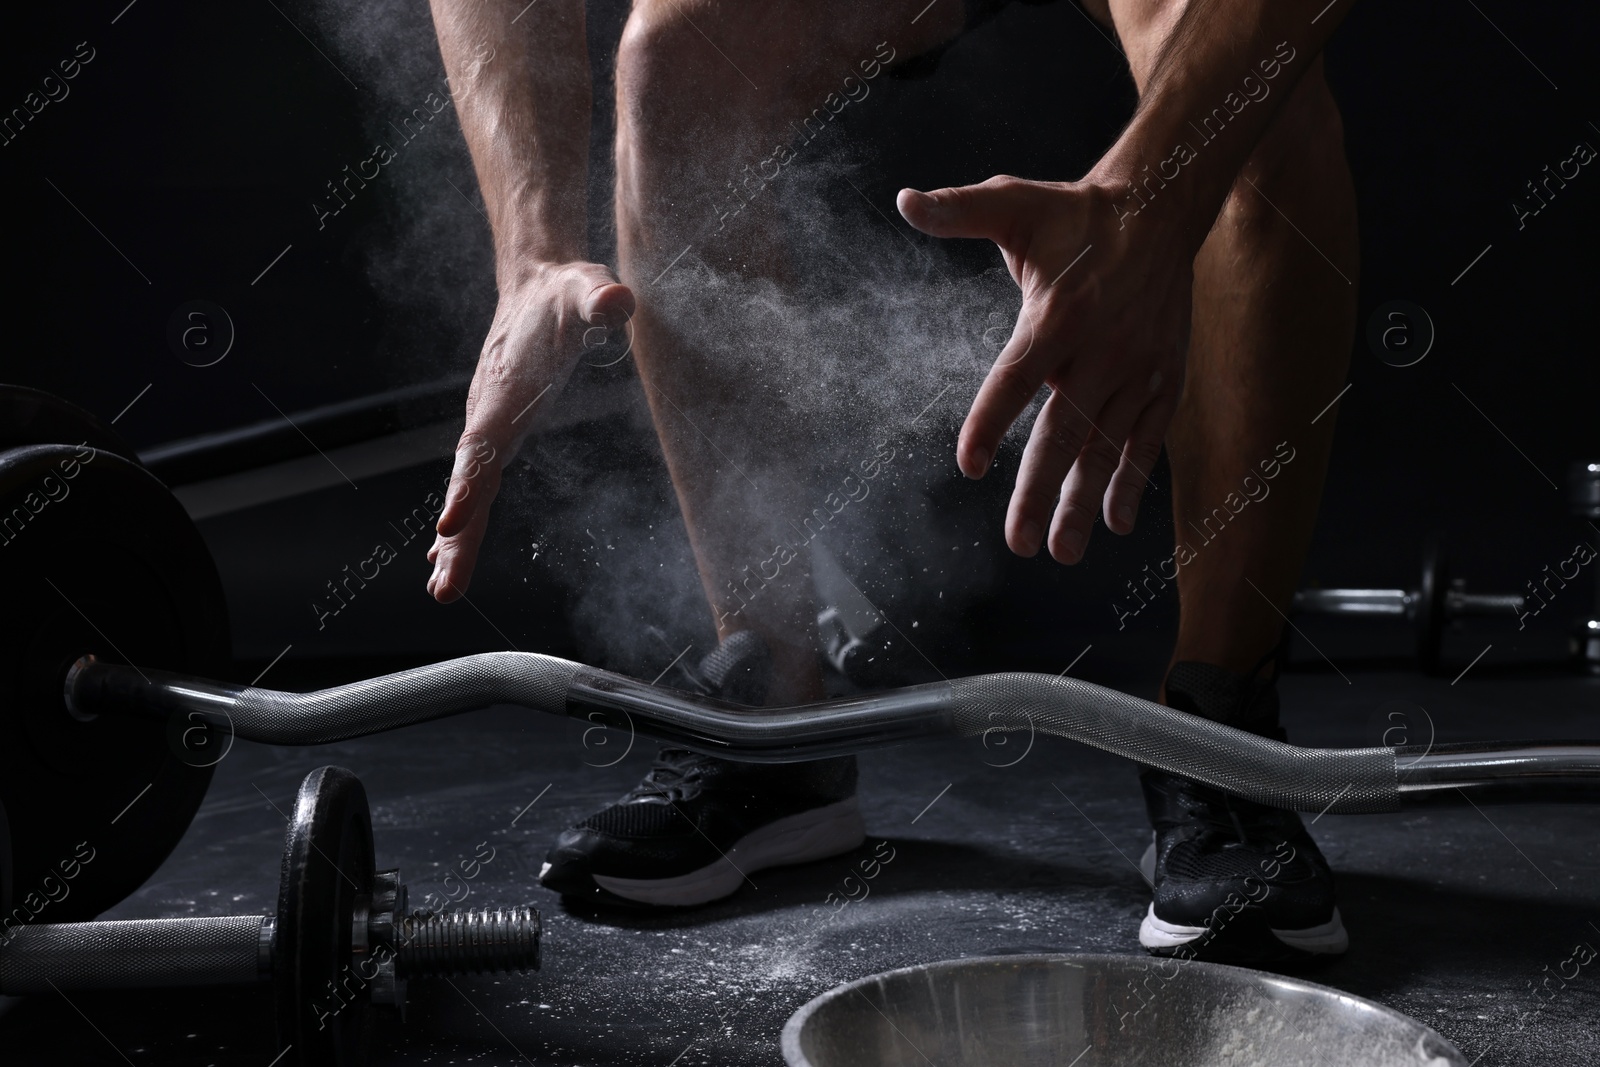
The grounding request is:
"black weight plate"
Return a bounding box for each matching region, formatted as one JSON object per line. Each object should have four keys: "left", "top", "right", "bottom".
{"left": 1416, "top": 541, "right": 1449, "bottom": 676}
{"left": 0, "top": 383, "right": 137, "bottom": 461}
{"left": 0, "top": 444, "right": 229, "bottom": 928}
{"left": 277, "top": 766, "right": 375, "bottom": 1067}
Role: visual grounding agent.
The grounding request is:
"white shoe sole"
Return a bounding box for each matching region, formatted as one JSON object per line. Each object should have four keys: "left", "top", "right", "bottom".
{"left": 1271, "top": 911, "right": 1350, "bottom": 953}
{"left": 1138, "top": 903, "right": 1349, "bottom": 954}
{"left": 1137, "top": 839, "right": 1349, "bottom": 954}
{"left": 579, "top": 796, "right": 866, "bottom": 906}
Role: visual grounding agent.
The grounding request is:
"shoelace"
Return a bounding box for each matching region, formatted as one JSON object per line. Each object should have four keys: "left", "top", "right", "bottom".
{"left": 1168, "top": 779, "right": 1295, "bottom": 851}
{"left": 1162, "top": 643, "right": 1292, "bottom": 848}
{"left": 623, "top": 748, "right": 719, "bottom": 803}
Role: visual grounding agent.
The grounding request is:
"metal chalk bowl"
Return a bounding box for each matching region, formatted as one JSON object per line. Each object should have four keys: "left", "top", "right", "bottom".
{"left": 782, "top": 955, "right": 1466, "bottom": 1067}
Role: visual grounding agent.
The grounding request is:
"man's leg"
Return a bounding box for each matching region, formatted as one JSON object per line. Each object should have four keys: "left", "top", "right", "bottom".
{"left": 540, "top": 0, "right": 964, "bottom": 907}
{"left": 613, "top": 0, "right": 964, "bottom": 704}
{"left": 1096, "top": 0, "right": 1359, "bottom": 961}
{"left": 1100, "top": 0, "right": 1358, "bottom": 678}
{"left": 1168, "top": 63, "right": 1356, "bottom": 676}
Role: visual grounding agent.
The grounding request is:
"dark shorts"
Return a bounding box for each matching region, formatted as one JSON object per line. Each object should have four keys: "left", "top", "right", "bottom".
{"left": 966, "top": 0, "right": 1070, "bottom": 32}
{"left": 890, "top": 0, "right": 1075, "bottom": 79}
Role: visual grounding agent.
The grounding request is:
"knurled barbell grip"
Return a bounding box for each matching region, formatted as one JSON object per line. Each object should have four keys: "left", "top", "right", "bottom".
{"left": 0, "top": 915, "right": 270, "bottom": 993}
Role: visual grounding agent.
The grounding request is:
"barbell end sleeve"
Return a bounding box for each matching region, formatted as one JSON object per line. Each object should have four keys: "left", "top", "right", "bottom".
{"left": 1395, "top": 742, "right": 1600, "bottom": 801}
{"left": 66, "top": 654, "right": 244, "bottom": 727}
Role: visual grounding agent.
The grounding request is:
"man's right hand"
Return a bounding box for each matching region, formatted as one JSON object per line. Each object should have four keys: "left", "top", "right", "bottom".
{"left": 427, "top": 261, "right": 634, "bottom": 602}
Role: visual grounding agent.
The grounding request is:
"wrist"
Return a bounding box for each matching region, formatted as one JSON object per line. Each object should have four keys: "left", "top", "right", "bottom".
{"left": 494, "top": 232, "right": 586, "bottom": 289}
{"left": 494, "top": 254, "right": 571, "bottom": 295}
{"left": 491, "top": 194, "right": 586, "bottom": 281}
{"left": 1089, "top": 27, "right": 1311, "bottom": 255}
{"left": 1086, "top": 111, "right": 1221, "bottom": 255}
{"left": 495, "top": 227, "right": 585, "bottom": 272}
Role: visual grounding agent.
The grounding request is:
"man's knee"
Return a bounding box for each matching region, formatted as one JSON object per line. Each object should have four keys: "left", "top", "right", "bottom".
{"left": 1226, "top": 63, "right": 1348, "bottom": 223}
{"left": 616, "top": 1, "right": 730, "bottom": 133}
{"left": 617, "top": 0, "right": 937, "bottom": 139}
{"left": 617, "top": 1, "right": 825, "bottom": 127}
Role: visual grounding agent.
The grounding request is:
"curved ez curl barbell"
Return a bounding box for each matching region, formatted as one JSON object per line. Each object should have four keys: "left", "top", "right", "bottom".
{"left": 65, "top": 648, "right": 1600, "bottom": 819}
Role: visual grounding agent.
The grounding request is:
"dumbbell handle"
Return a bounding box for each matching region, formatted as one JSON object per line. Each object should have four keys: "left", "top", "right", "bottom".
{"left": 1446, "top": 590, "right": 1526, "bottom": 617}
{"left": 1291, "top": 588, "right": 1526, "bottom": 619}
{"left": 0, "top": 915, "right": 270, "bottom": 993}
{"left": 1292, "top": 588, "right": 1410, "bottom": 617}
{"left": 0, "top": 906, "right": 540, "bottom": 995}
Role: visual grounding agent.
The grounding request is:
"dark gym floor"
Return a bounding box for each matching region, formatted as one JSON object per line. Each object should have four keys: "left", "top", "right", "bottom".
{"left": 5, "top": 628, "right": 1596, "bottom": 1066}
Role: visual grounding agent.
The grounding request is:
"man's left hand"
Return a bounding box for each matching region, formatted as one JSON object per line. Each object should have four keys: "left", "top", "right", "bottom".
{"left": 899, "top": 175, "right": 1190, "bottom": 563}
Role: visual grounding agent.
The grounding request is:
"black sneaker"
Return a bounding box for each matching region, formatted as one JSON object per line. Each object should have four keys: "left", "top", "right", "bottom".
{"left": 1137, "top": 659, "right": 1347, "bottom": 963}
{"left": 539, "top": 633, "right": 865, "bottom": 907}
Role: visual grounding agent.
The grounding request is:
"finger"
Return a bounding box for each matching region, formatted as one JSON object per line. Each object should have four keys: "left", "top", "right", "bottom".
{"left": 957, "top": 304, "right": 1052, "bottom": 478}
{"left": 582, "top": 279, "right": 635, "bottom": 324}
{"left": 1005, "top": 387, "right": 1101, "bottom": 556}
{"left": 1103, "top": 393, "right": 1176, "bottom": 536}
{"left": 427, "top": 492, "right": 493, "bottom": 604}
{"left": 435, "top": 432, "right": 503, "bottom": 540}
{"left": 896, "top": 176, "right": 1038, "bottom": 243}
{"left": 579, "top": 280, "right": 638, "bottom": 367}
{"left": 1048, "top": 392, "right": 1142, "bottom": 564}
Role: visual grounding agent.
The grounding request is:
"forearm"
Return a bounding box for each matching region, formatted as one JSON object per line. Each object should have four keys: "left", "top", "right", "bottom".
{"left": 1088, "top": 0, "right": 1352, "bottom": 250}
{"left": 428, "top": 0, "right": 591, "bottom": 275}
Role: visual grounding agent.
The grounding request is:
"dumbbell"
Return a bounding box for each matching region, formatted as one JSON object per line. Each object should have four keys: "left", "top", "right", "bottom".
{"left": 1295, "top": 460, "right": 1600, "bottom": 676}
{"left": 1292, "top": 543, "right": 1526, "bottom": 674}
{"left": 0, "top": 765, "right": 540, "bottom": 1067}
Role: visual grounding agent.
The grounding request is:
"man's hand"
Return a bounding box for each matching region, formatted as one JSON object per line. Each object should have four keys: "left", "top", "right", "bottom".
{"left": 898, "top": 177, "right": 1190, "bottom": 564}
{"left": 427, "top": 262, "right": 633, "bottom": 601}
